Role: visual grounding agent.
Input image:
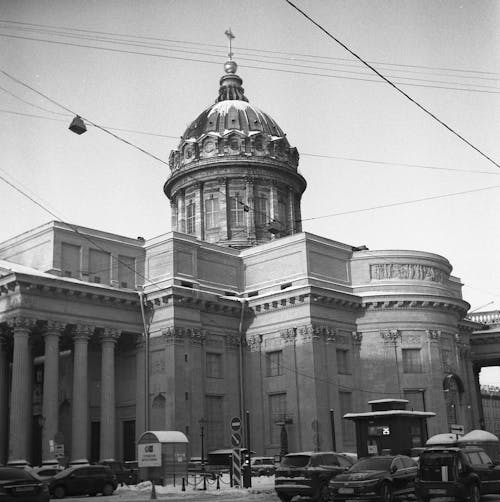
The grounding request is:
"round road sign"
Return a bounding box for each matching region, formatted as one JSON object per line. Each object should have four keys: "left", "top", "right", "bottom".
{"left": 231, "top": 416, "right": 241, "bottom": 431}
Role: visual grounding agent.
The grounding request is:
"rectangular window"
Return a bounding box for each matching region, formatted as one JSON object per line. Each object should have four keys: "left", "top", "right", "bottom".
{"left": 403, "top": 390, "right": 425, "bottom": 411}
{"left": 336, "top": 349, "right": 351, "bottom": 374}
{"left": 266, "top": 350, "right": 283, "bottom": 377}
{"left": 206, "top": 352, "right": 223, "bottom": 379}
{"left": 254, "top": 196, "right": 269, "bottom": 226}
{"left": 339, "top": 391, "right": 355, "bottom": 443}
{"left": 230, "top": 195, "right": 245, "bottom": 227}
{"left": 269, "top": 392, "right": 287, "bottom": 444}
{"left": 118, "top": 255, "right": 135, "bottom": 289}
{"left": 204, "top": 198, "right": 219, "bottom": 229}
{"left": 206, "top": 395, "right": 224, "bottom": 452}
{"left": 61, "top": 242, "right": 81, "bottom": 278}
{"left": 89, "top": 249, "right": 111, "bottom": 285}
{"left": 402, "top": 348, "right": 422, "bottom": 373}
{"left": 186, "top": 201, "right": 196, "bottom": 234}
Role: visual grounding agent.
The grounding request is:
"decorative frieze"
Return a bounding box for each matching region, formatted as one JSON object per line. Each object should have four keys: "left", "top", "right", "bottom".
{"left": 281, "top": 328, "right": 296, "bottom": 345}
{"left": 226, "top": 334, "right": 240, "bottom": 348}
{"left": 426, "top": 329, "right": 442, "bottom": 341}
{"left": 351, "top": 331, "right": 363, "bottom": 345}
{"left": 247, "top": 334, "right": 262, "bottom": 352}
{"left": 380, "top": 329, "right": 401, "bottom": 343}
{"left": 370, "top": 263, "right": 445, "bottom": 283}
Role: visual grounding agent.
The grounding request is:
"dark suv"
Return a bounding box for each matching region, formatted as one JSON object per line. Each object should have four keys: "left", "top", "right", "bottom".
{"left": 274, "top": 451, "right": 354, "bottom": 502}
{"left": 49, "top": 464, "right": 117, "bottom": 498}
{"left": 415, "top": 446, "right": 500, "bottom": 502}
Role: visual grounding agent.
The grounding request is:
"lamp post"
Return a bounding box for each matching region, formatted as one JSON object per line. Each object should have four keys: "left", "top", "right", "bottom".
{"left": 199, "top": 418, "right": 207, "bottom": 490}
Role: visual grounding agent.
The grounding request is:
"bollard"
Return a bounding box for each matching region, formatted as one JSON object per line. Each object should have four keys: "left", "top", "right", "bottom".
{"left": 182, "top": 477, "right": 186, "bottom": 491}
{"left": 216, "top": 474, "right": 220, "bottom": 490}
{"left": 203, "top": 473, "right": 207, "bottom": 490}
{"left": 150, "top": 481, "right": 157, "bottom": 500}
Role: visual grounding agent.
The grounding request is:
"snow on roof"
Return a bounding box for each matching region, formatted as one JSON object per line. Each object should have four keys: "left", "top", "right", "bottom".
{"left": 368, "top": 399, "right": 409, "bottom": 404}
{"left": 459, "top": 430, "right": 499, "bottom": 443}
{"left": 344, "top": 410, "right": 435, "bottom": 419}
{"left": 139, "top": 431, "right": 188, "bottom": 443}
{"left": 426, "top": 433, "right": 458, "bottom": 445}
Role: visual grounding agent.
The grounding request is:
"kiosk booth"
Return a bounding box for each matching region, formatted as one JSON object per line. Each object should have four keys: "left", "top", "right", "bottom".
{"left": 344, "top": 399, "right": 435, "bottom": 458}
{"left": 137, "top": 431, "right": 189, "bottom": 486}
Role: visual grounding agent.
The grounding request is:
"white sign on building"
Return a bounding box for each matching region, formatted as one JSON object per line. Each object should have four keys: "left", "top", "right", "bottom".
{"left": 138, "top": 443, "right": 161, "bottom": 467}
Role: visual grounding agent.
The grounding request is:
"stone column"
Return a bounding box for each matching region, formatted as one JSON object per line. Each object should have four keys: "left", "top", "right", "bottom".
{"left": 288, "top": 187, "right": 296, "bottom": 234}
{"left": 219, "top": 177, "right": 229, "bottom": 240}
{"left": 42, "top": 321, "right": 63, "bottom": 465}
{"left": 135, "top": 338, "right": 146, "bottom": 441}
{"left": 71, "top": 324, "right": 92, "bottom": 464}
{"left": 99, "top": 328, "right": 120, "bottom": 461}
{"left": 8, "top": 317, "right": 34, "bottom": 465}
{"left": 0, "top": 334, "right": 9, "bottom": 465}
{"left": 245, "top": 177, "right": 256, "bottom": 240}
{"left": 178, "top": 190, "right": 186, "bottom": 233}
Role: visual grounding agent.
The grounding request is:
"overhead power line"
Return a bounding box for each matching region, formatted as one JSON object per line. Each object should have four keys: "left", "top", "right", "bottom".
{"left": 284, "top": 0, "right": 500, "bottom": 170}
{"left": 1, "top": 32, "right": 500, "bottom": 95}
{"left": 2, "top": 18, "right": 499, "bottom": 79}
{"left": 299, "top": 185, "right": 500, "bottom": 223}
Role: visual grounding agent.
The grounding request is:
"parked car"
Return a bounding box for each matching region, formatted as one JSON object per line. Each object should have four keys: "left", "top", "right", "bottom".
{"left": 415, "top": 446, "right": 500, "bottom": 502}
{"left": 0, "top": 466, "right": 50, "bottom": 502}
{"left": 329, "top": 454, "right": 418, "bottom": 502}
{"left": 274, "top": 451, "right": 355, "bottom": 502}
{"left": 99, "top": 460, "right": 137, "bottom": 485}
{"left": 251, "top": 456, "right": 276, "bottom": 476}
{"left": 49, "top": 464, "right": 117, "bottom": 498}
{"left": 32, "top": 465, "right": 65, "bottom": 481}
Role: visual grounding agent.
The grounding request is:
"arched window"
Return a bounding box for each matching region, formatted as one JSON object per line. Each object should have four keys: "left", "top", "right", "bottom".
{"left": 230, "top": 194, "right": 245, "bottom": 227}
{"left": 204, "top": 197, "right": 219, "bottom": 229}
{"left": 186, "top": 201, "right": 196, "bottom": 234}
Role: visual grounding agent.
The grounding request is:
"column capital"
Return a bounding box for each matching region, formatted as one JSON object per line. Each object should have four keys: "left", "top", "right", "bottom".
{"left": 73, "top": 324, "right": 94, "bottom": 341}
{"left": 7, "top": 317, "right": 35, "bottom": 331}
{"left": 44, "top": 320, "right": 65, "bottom": 335}
{"left": 100, "top": 328, "right": 121, "bottom": 344}
{"left": 426, "top": 329, "right": 442, "bottom": 341}
{"left": 380, "top": 329, "right": 401, "bottom": 343}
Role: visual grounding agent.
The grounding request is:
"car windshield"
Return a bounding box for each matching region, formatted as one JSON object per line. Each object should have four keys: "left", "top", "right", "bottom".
{"left": 281, "top": 455, "right": 311, "bottom": 468}
{"left": 0, "top": 468, "right": 34, "bottom": 481}
{"left": 421, "top": 452, "right": 456, "bottom": 466}
{"left": 349, "top": 457, "right": 392, "bottom": 472}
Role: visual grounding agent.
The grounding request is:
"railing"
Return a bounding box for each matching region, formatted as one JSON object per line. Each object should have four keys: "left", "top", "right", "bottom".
{"left": 467, "top": 310, "right": 500, "bottom": 325}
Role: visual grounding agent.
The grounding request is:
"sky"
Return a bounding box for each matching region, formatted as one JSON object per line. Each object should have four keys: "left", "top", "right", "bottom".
{"left": 1, "top": 0, "right": 499, "bottom": 385}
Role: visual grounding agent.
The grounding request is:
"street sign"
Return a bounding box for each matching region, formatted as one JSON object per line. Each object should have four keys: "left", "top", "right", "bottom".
{"left": 231, "top": 432, "right": 241, "bottom": 447}
{"left": 231, "top": 417, "right": 241, "bottom": 432}
{"left": 54, "top": 444, "right": 64, "bottom": 459}
{"left": 138, "top": 443, "right": 161, "bottom": 467}
{"left": 450, "top": 424, "right": 465, "bottom": 435}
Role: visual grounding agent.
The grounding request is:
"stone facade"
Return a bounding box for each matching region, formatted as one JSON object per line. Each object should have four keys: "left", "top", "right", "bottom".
{"left": 0, "top": 56, "right": 487, "bottom": 465}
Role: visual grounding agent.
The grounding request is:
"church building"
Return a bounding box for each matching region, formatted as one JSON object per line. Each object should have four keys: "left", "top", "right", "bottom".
{"left": 0, "top": 53, "right": 481, "bottom": 466}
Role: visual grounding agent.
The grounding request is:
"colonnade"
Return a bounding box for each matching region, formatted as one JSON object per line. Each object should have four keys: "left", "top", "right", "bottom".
{"left": 0, "top": 317, "right": 121, "bottom": 466}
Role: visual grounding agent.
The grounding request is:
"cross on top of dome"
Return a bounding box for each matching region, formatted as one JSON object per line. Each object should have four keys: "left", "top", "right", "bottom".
{"left": 217, "top": 29, "right": 247, "bottom": 102}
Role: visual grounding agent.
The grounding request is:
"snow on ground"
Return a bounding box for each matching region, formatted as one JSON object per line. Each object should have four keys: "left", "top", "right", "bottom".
{"left": 116, "top": 473, "right": 275, "bottom": 498}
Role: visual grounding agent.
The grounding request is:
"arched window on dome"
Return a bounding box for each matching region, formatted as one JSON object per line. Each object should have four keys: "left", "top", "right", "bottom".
{"left": 254, "top": 196, "right": 269, "bottom": 227}
{"left": 204, "top": 196, "right": 219, "bottom": 229}
{"left": 230, "top": 193, "right": 245, "bottom": 227}
{"left": 186, "top": 200, "right": 196, "bottom": 234}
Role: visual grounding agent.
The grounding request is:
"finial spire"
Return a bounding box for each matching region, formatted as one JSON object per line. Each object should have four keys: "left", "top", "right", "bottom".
{"left": 224, "top": 28, "right": 235, "bottom": 60}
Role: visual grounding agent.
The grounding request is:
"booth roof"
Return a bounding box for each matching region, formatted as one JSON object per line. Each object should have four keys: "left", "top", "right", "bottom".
{"left": 426, "top": 433, "right": 458, "bottom": 445}
{"left": 459, "top": 430, "right": 499, "bottom": 443}
{"left": 139, "top": 431, "right": 188, "bottom": 443}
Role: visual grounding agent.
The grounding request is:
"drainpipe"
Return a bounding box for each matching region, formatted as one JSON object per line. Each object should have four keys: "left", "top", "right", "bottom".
{"left": 138, "top": 290, "right": 150, "bottom": 431}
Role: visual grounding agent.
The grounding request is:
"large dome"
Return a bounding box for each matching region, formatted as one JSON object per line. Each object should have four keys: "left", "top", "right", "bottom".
{"left": 164, "top": 58, "right": 306, "bottom": 249}
{"left": 167, "top": 61, "right": 299, "bottom": 174}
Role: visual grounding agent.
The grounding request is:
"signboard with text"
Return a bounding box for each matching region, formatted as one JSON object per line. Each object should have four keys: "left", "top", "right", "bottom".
{"left": 138, "top": 443, "right": 161, "bottom": 467}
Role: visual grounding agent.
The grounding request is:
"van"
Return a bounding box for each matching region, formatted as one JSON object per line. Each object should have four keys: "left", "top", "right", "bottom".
{"left": 415, "top": 446, "right": 500, "bottom": 502}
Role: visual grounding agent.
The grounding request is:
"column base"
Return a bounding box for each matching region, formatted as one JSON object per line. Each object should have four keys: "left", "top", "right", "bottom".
{"left": 69, "top": 459, "right": 89, "bottom": 466}
{"left": 7, "top": 459, "right": 30, "bottom": 467}
{"left": 42, "top": 459, "right": 60, "bottom": 467}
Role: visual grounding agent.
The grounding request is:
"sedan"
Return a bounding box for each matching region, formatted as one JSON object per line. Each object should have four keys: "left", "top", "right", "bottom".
{"left": 329, "top": 454, "right": 418, "bottom": 502}
{"left": 0, "top": 466, "right": 50, "bottom": 502}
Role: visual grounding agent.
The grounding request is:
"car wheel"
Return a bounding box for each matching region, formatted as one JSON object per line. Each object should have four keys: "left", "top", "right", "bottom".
{"left": 469, "top": 483, "right": 480, "bottom": 502}
{"left": 278, "top": 494, "right": 292, "bottom": 502}
{"left": 102, "top": 483, "right": 115, "bottom": 496}
{"left": 53, "top": 485, "right": 66, "bottom": 499}
{"left": 380, "top": 482, "right": 393, "bottom": 502}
